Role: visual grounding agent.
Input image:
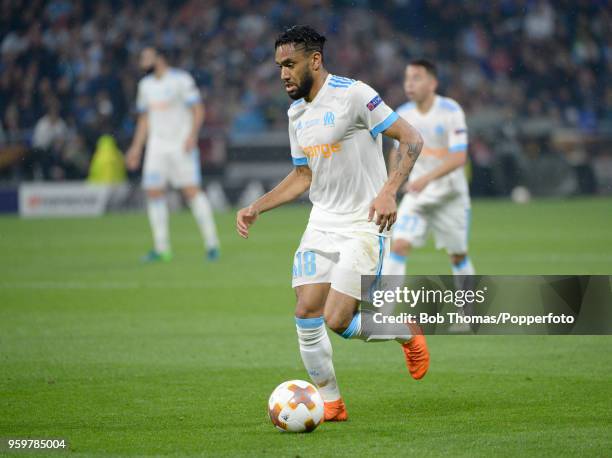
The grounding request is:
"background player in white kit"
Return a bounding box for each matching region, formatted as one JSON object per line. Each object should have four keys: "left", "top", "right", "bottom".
{"left": 126, "top": 47, "right": 219, "bottom": 262}
{"left": 382, "top": 60, "right": 475, "bottom": 303}
{"left": 236, "top": 26, "right": 429, "bottom": 422}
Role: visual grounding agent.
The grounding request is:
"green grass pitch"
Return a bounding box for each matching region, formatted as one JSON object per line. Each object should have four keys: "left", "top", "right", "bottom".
{"left": 1, "top": 198, "right": 611, "bottom": 456}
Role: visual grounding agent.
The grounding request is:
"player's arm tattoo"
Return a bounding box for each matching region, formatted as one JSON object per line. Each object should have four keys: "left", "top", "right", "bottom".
{"left": 386, "top": 120, "right": 423, "bottom": 190}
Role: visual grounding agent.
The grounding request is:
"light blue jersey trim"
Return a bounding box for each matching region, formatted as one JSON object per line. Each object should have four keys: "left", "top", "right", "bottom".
{"left": 295, "top": 316, "right": 325, "bottom": 329}
{"left": 329, "top": 75, "right": 356, "bottom": 89}
{"left": 290, "top": 98, "right": 305, "bottom": 107}
{"left": 331, "top": 75, "right": 355, "bottom": 82}
{"left": 341, "top": 312, "right": 361, "bottom": 338}
{"left": 449, "top": 144, "right": 467, "bottom": 153}
{"left": 370, "top": 111, "right": 399, "bottom": 139}
{"left": 439, "top": 98, "right": 461, "bottom": 112}
{"left": 185, "top": 95, "right": 201, "bottom": 106}
{"left": 292, "top": 156, "right": 308, "bottom": 166}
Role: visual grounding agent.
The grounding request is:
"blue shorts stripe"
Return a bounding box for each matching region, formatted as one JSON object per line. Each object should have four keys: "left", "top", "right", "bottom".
{"left": 376, "top": 235, "right": 384, "bottom": 277}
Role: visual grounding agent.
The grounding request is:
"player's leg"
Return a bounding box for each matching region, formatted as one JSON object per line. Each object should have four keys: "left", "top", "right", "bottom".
{"left": 294, "top": 283, "right": 346, "bottom": 418}
{"left": 450, "top": 253, "right": 475, "bottom": 276}
{"left": 324, "top": 287, "right": 429, "bottom": 380}
{"left": 173, "top": 149, "right": 220, "bottom": 260}
{"left": 291, "top": 230, "right": 345, "bottom": 420}
{"left": 327, "top": 233, "right": 429, "bottom": 380}
{"left": 142, "top": 153, "right": 171, "bottom": 262}
{"left": 431, "top": 202, "right": 475, "bottom": 331}
{"left": 181, "top": 184, "right": 220, "bottom": 260}
{"left": 382, "top": 196, "right": 428, "bottom": 304}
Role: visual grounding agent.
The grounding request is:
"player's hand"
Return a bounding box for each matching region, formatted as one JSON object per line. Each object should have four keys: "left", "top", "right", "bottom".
{"left": 407, "top": 176, "right": 431, "bottom": 194}
{"left": 184, "top": 134, "right": 198, "bottom": 153}
{"left": 125, "top": 146, "right": 142, "bottom": 171}
{"left": 369, "top": 191, "right": 397, "bottom": 233}
{"left": 236, "top": 205, "right": 260, "bottom": 239}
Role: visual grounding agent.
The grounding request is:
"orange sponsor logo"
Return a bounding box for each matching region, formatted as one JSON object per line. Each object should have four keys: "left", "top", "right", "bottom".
{"left": 302, "top": 143, "right": 341, "bottom": 159}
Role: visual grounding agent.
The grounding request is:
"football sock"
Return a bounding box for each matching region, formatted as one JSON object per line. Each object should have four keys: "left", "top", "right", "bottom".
{"left": 379, "top": 251, "right": 408, "bottom": 314}
{"left": 147, "top": 195, "right": 170, "bottom": 254}
{"left": 340, "top": 310, "right": 412, "bottom": 343}
{"left": 452, "top": 256, "right": 476, "bottom": 317}
{"left": 295, "top": 317, "right": 341, "bottom": 402}
{"left": 382, "top": 251, "right": 407, "bottom": 276}
{"left": 189, "top": 192, "right": 219, "bottom": 250}
{"left": 452, "top": 256, "right": 475, "bottom": 276}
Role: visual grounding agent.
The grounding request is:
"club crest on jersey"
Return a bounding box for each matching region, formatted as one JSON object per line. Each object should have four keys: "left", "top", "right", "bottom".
{"left": 323, "top": 111, "right": 335, "bottom": 127}
{"left": 367, "top": 95, "right": 382, "bottom": 111}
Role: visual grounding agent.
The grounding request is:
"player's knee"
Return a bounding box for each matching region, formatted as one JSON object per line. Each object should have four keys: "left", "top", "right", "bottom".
{"left": 391, "top": 239, "right": 412, "bottom": 258}
{"left": 323, "top": 308, "right": 352, "bottom": 334}
{"left": 146, "top": 189, "right": 164, "bottom": 199}
{"left": 451, "top": 253, "right": 467, "bottom": 266}
{"left": 181, "top": 186, "right": 199, "bottom": 201}
{"left": 294, "top": 299, "right": 323, "bottom": 320}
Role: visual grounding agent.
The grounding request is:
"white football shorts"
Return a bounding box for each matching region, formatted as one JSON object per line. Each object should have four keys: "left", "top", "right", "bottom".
{"left": 393, "top": 193, "right": 470, "bottom": 254}
{"left": 142, "top": 147, "right": 202, "bottom": 190}
{"left": 291, "top": 228, "right": 389, "bottom": 300}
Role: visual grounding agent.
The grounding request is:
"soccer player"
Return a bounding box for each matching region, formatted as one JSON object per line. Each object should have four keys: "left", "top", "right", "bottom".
{"left": 381, "top": 60, "right": 474, "bottom": 329}
{"left": 236, "top": 26, "right": 429, "bottom": 422}
{"left": 126, "top": 47, "right": 219, "bottom": 262}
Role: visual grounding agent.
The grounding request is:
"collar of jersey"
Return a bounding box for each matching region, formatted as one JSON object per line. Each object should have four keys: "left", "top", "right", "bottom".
{"left": 415, "top": 95, "right": 440, "bottom": 117}
{"left": 303, "top": 74, "right": 332, "bottom": 107}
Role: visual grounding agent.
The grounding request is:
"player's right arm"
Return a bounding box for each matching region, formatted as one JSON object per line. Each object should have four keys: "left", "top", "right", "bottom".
{"left": 236, "top": 165, "right": 311, "bottom": 239}
{"left": 126, "top": 80, "right": 149, "bottom": 170}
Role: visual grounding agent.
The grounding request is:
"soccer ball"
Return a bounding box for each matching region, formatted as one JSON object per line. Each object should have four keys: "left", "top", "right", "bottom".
{"left": 268, "top": 380, "right": 324, "bottom": 432}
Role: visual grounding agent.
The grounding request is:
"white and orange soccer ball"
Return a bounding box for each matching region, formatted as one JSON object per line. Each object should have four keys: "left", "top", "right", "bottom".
{"left": 268, "top": 380, "right": 324, "bottom": 432}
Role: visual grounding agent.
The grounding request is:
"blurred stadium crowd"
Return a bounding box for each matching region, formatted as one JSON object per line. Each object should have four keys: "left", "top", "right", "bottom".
{"left": 0, "top": 0, "right": 611, "bottom": 195}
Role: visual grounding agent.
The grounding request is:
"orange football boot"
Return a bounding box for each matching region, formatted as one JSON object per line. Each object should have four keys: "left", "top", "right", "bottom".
{"left": 323, "top": 398, "right": 348, "bottom": 422}
{"left": 401, "top": 324, "right": 430, "bottom": 380}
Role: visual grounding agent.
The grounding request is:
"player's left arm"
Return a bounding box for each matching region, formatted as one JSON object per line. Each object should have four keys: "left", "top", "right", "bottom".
{"left": 350, "top": 82, "right": 423, "bottom": 232}
{"left": 407, "top": 107, "right": 468, "bottom": 193}
{"left": 183, "top": 73, "right": 205, "bottom": 153}
{"left": 372, "top": 118, "right": 423, "bottom": 231}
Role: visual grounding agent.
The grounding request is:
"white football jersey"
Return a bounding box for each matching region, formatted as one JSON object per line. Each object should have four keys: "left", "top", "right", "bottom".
{"left": 395, "top": 95, "right": 469, "bottom": 204}
{"left": 288, "top": 74, "right": 398, "bottom": 235}
{"left": 136, "top": 68, "right": 200, "bottom": 151}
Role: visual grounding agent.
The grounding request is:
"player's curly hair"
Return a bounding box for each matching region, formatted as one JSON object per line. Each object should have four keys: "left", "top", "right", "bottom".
{"left": 274, "top": 25, "right": 326, "bottom": 56}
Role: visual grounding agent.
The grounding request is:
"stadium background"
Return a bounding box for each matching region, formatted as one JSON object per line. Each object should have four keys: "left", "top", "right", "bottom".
{"left": 1, "top": 1, "right": 611, "bottom": 456}
{"left": 0, "top": 0, "right": 611, "bottom": 203}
